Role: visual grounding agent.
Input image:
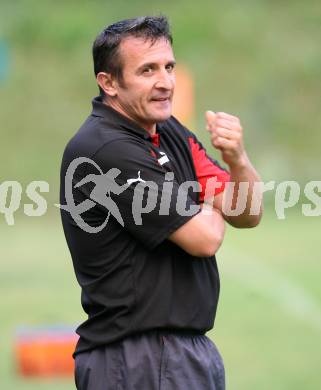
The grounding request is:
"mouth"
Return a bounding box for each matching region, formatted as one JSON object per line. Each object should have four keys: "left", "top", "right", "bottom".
{"left": 150, "top": 96, "right": 171, "bottom": 102}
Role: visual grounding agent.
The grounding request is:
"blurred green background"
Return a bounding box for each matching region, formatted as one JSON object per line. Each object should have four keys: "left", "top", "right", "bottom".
{"left": 1, "top": 0, "right": 320, "bottom": 389}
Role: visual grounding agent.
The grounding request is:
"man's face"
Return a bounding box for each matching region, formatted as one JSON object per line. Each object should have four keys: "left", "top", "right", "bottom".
{"left": 110, "top": 36, "right": 176, "bottom": 132}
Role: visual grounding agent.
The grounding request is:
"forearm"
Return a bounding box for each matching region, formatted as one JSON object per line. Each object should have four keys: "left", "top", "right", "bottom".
{"left": 169, "top": 205, "right": 225, "bottom": 257}
{"left": 224, "top": 153, "right": 263, "bottom": 228}
{"left": 200, "top": 203, "right": 225, "bottom": 250}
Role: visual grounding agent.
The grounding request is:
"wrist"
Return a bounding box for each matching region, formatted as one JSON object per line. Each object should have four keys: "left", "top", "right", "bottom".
{"left": 228, "top": 152, "right": 250, "bottom": 171}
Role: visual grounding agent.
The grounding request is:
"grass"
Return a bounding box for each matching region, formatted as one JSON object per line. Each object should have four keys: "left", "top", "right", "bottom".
{"left": 1, "top": 209, "right": 320, "bottom": 389}
{"left": 215, "top": 210, "right": 321, "bottom": 389}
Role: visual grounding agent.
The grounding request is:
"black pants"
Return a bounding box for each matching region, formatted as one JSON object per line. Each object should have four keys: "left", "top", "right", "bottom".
{"left": 75, "top": 331, "right": 225, "bottom": 390}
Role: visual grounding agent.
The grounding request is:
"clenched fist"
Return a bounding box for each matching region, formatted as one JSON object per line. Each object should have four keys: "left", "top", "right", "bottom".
{"left": 205, "top": 110, "right": 247, "bottom": 168}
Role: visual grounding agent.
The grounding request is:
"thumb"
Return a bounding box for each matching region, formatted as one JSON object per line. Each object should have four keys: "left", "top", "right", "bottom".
{"left": 205, "top": 110, "right": 217, "bottom": 130}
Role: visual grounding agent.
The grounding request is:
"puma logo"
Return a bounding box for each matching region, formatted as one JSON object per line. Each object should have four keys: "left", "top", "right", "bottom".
{"left": 127, "top": 171, "right": 146, "bottom": 186}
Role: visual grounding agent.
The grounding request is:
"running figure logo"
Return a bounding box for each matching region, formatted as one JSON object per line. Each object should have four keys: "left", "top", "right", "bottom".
{"left": 58, "top": 157, "right": 144, "bottom": 233}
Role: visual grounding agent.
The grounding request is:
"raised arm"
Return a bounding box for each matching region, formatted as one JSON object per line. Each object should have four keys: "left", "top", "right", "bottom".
{"left": 205, "top": 110, "right": 263, "bottom": 228}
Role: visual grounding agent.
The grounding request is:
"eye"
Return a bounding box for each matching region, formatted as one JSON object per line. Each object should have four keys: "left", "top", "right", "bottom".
{"left": 142, "top": 66, "right": 153, "bottom": 74}
{"left": 166, "top": 63, "right": 175, "bottom": 72}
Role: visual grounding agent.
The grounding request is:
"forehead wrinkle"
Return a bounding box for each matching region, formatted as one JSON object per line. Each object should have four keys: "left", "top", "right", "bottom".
{"left": 119, "top": 37, "right": 174, "bottom": 70}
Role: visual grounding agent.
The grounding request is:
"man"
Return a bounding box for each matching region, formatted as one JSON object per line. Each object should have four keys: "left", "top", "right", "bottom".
{"left": 60, "top": 16, "right": 262, "bottom": 390}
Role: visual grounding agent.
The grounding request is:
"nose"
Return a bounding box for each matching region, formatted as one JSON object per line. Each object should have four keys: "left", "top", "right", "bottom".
{"left": 155, "top": 69, "right": 174, "bottom": 90}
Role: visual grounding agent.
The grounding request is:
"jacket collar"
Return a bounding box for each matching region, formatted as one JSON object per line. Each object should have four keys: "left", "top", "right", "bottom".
{"left": 91, "top": 96, "right": 165, "bottom": 140}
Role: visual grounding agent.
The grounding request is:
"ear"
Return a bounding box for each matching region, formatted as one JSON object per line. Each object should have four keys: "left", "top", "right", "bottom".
{"left": 96, "top": 72, "right": 118, "bottom": 97}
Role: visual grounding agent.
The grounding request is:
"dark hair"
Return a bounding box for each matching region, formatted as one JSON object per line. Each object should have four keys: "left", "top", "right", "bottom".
{"left": 92, "top": 16, "right": 173, "bottom": 95}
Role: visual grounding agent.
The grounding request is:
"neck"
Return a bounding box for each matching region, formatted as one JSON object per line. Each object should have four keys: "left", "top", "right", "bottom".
{"left": 104, "top": 99, "right": 156, "bottom": 135}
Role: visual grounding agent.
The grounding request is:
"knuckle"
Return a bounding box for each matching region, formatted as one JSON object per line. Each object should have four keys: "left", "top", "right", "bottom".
{"left": 212, "top": 140, "right": 219, "bottom": 148}
{"left": 235, "top": 132, "right": 241, "bottom": 141}
{"left": 214, "top": 136, "right": 221, "bottom": 145}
